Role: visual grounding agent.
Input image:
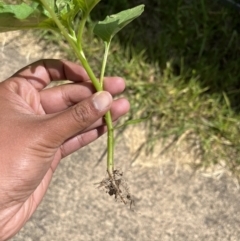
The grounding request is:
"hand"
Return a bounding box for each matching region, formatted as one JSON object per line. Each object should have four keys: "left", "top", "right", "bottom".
{"left": 0, "top": 59, "right": 130, "bottom": 240}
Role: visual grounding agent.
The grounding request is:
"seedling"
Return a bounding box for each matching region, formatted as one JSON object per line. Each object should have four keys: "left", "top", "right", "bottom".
{"left": 0, "top": 1, "right": 144, "bottom": 208}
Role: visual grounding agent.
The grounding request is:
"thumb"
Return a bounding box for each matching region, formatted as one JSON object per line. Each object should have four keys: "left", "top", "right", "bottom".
{"left": 42, "top": 91, "right": 112, "bottom": 145}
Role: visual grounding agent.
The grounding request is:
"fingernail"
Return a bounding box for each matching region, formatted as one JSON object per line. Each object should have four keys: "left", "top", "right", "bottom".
{"left": 93, "top": 91, "right": 112, "bottom": 111}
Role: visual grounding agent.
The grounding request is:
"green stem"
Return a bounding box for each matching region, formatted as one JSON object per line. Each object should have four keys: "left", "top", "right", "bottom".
{"left": 39, "top": 0, "right": 101, "bottom": 92}
{"left": 40, "top": 0, "right": 74, "bottom": 44}
{"left": 40, "top": 0, "right": 114, "bottom": 174}
{"left": 99, "top": 41, "right": 114, "bottom": 174}
{"left": 100, "top": 41, "right": 111, "bottom": 88}
{"left": 76, "top": 51, "right": 102, "bottom": 91}
{"left": 105, "top": 111, "right": 114, "bottom": 173}
{"left": 76, "top": 17, "right": 87, "bottom": 47}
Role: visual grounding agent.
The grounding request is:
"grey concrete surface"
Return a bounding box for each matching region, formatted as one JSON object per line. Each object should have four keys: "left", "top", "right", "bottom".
{"left": 1, "top": 32, "right": 240, "bottom": 241}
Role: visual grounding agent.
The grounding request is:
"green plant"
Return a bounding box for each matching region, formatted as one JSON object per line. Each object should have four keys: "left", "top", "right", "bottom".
{"left": 88, "top": 0, "right": 240, "bottom": 178}
{"left": 0, "top": 0, "right": 144, "bottom": 208}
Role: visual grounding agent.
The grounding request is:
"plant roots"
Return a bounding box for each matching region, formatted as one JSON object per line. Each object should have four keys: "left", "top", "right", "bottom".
{"left": 95, "top": 169, "right": 134, "bottom": 210}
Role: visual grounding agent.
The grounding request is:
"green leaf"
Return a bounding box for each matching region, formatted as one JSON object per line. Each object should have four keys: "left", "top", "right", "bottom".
{"left": 0, "top": 2, "right": 38, "bottom": 19}
{"left": 55, "top": 0, "right": 79, "bottom": 30}
{"left": 0, "top": 1, "right": 60, "bottom": 32}
{"left": 93, "top": 4, "right": 145, "bottom": 43}
{"left": 31, "top": 0, "right": 55, "bottom": 12}
{"left": 0, "top": 3, "right": 49, "bottom": 32}
{"left": 76, "top": 0, "right": 100, "bottom": 17}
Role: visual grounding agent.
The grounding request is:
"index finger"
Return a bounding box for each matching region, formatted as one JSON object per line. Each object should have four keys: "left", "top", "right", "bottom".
{"left": 13, "top": 59, "right": 89, "bottom": 90}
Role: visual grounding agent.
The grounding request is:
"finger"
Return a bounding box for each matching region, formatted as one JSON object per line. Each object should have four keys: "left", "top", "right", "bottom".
{"left": 50, "top": 99, "right": 129, "bottom": 162}
{"left": 13, "top": 59, "right": 89, "bottom": 91}
{"left": 56, "top": 119, "right": 118, "bottom": 162}
{"left": 40, "top": 77, "right": 126, "bottom": 113}
{"left": 53, "top": 98, "right": 129, "bottom": 157}
{"left": 82, "top": 98, "right": 130, "bottom": 132}
{"left": 59, "top": 126, "right": 106, "bottom": 159}
{"left": 50, "top": 123, "right": 113, "bottom": 171}
{"left": 40, "top": 91, "right": 113, "bottom": 146}
{"left": 103, "top": 77, "right": 126, "bottom": 92}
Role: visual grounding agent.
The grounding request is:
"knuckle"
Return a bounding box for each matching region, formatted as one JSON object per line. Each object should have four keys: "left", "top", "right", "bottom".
{"left": 71, "top": 103, "right": 96, "bottom": 127}
{"left": 60, "top": 144, "right": 68, "bottom": 159}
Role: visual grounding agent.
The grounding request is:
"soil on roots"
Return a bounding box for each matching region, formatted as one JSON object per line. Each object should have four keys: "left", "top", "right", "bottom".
{"left": 95, "top": 169, "right": 135, "bottom": 210}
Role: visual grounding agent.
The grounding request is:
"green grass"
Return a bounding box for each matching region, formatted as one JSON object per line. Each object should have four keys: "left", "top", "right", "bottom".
{"left": 91, "top": 0, "right": 240, "bottom": 175}
{"left": 38, "top": 0, "right": 240, "bottom": 176}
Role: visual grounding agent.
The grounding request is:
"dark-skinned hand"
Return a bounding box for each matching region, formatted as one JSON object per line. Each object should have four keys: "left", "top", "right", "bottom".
{"left": 0, "top": 59, "right": 130, "bottom": 240}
